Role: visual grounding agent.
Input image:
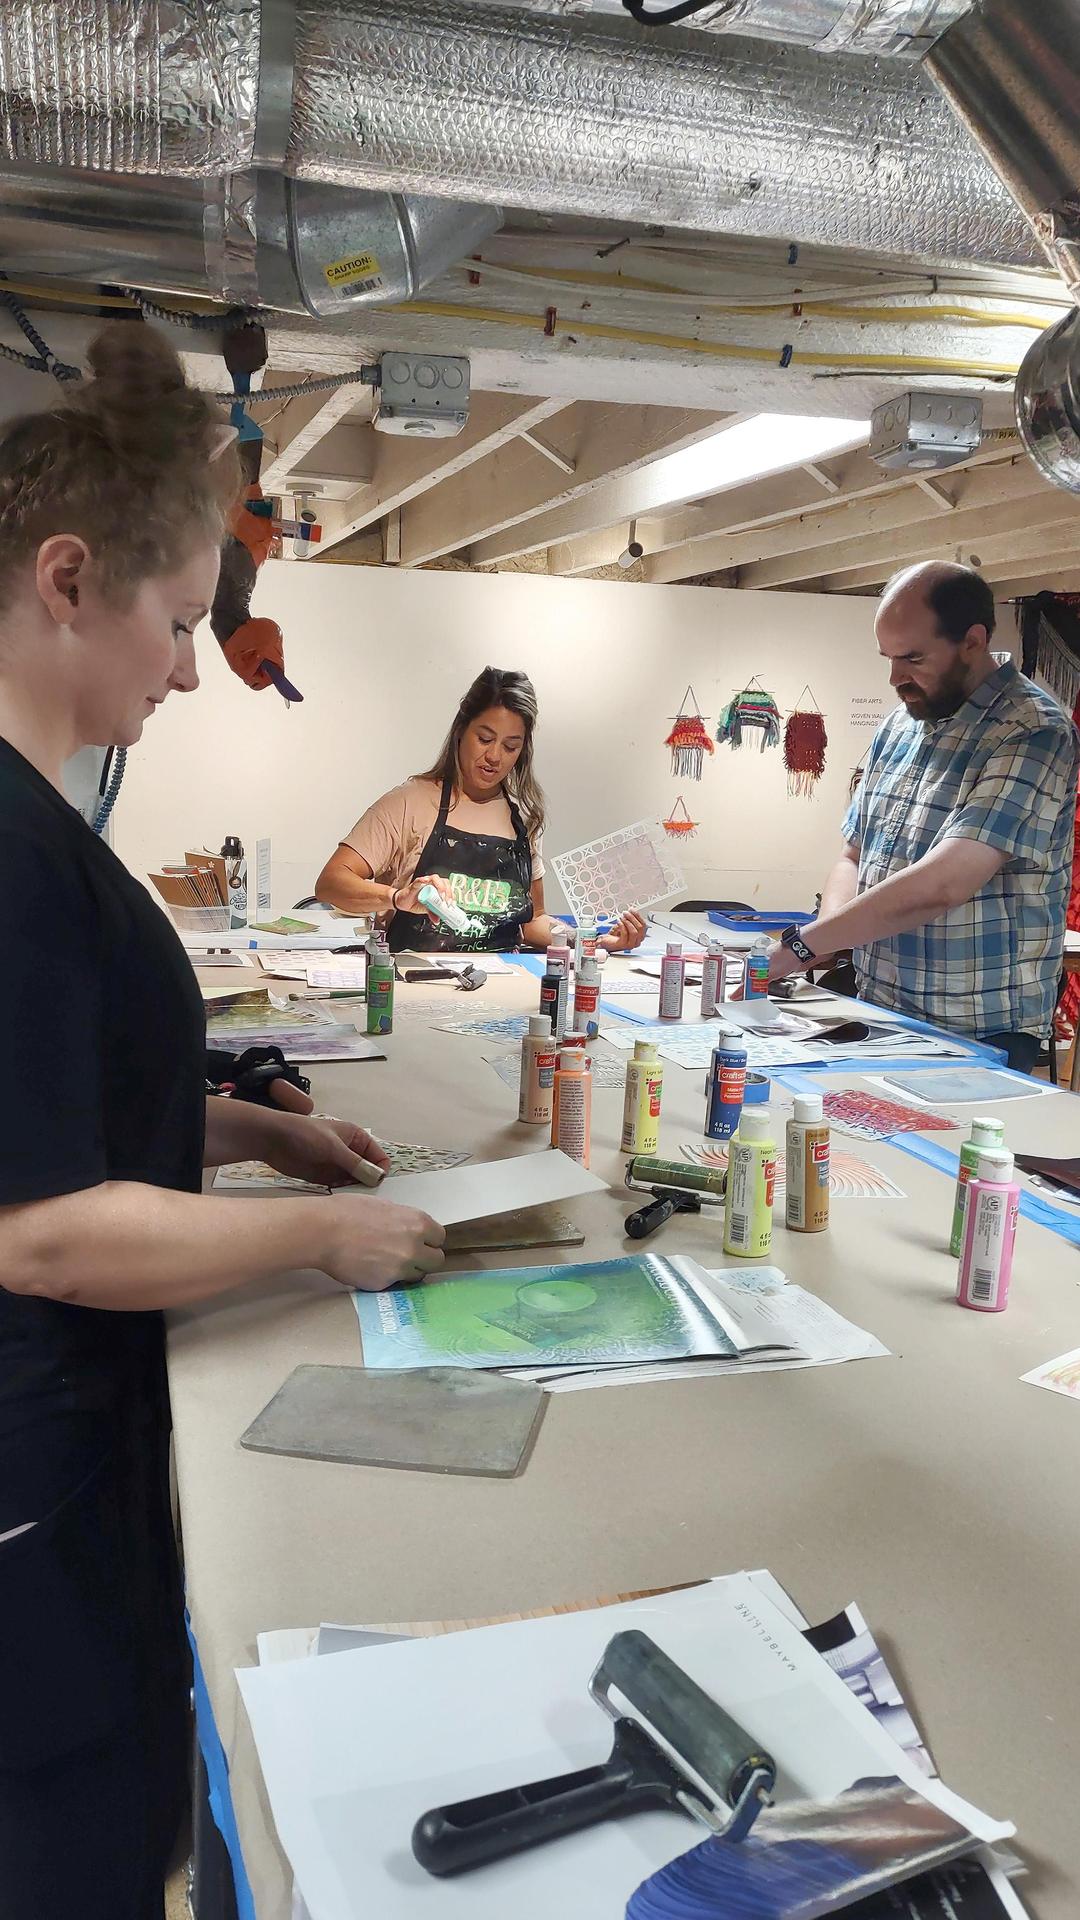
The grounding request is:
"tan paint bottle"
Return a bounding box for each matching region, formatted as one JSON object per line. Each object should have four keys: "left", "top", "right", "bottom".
{"left": 785, "top": 1094, "right": 831, "bottom": 1233}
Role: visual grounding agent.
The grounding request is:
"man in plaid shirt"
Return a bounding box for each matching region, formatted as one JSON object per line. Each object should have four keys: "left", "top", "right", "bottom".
{"left": 768, "top": 562, "right": 1079, "bottom": 1071}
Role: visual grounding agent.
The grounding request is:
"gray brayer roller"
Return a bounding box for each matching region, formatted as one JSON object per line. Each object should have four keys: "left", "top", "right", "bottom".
{"left": 411, "top": 1628, "right": 776, "bottom": 1877}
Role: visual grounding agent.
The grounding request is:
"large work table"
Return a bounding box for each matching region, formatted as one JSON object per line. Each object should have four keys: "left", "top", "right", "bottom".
{"left": 170, "top": 958, "right": 1080, "bottom": 1919}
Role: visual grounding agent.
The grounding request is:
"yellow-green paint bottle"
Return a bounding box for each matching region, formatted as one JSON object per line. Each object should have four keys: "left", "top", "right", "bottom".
{"left": 723, "top": 1110, "right": 777, "bottom": 1259}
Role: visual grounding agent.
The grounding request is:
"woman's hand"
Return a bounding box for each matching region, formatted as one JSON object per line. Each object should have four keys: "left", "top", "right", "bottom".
{"left": 260, "top": 1112, "right": 391, "bottom": 1188}
{"left": 322, "top": 1196, "right": 446, "bottom": 1292}
{"left": 392, "top": 873, "right": 456, "bottom": 920}
{"left": 599, "top": 910, "right": 647, "bottom": 954}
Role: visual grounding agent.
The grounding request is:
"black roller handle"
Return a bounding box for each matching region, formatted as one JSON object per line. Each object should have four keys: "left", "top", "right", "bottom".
{"left": 411, "top": 1716, "right": 689, "bottom": 1878}
{"left": 624, "top": 1189, "right": 702, "bottom": 1241}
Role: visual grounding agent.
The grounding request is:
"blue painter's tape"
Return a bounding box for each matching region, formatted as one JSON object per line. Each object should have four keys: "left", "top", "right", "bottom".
{"left": 507, "top": 952, "right": 547, "bottom": 977}
{"left": 187, "top": 1613, "right": 256, "bottom": 1920}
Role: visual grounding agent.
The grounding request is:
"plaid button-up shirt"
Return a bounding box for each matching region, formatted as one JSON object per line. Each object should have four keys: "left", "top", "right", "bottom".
{"left": 842, "top": 662, "right": 1079, "bottom": 1038}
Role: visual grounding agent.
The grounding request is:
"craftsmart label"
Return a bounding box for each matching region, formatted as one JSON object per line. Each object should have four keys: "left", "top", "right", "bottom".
{"left": 323, "top": 250, "right": 384, "bottom": 291}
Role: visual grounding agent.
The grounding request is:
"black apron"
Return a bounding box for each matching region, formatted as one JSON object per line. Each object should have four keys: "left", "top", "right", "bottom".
{"left": 387, "top": 776, "right": 534, "bottom": 953}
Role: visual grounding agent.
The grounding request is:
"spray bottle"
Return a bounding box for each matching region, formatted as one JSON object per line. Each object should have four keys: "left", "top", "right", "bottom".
{"left": 950, "top": 1116, "right": 1007, "bottom": 1257}
{"left": 723, "top": 1110, "right": 777, "bottom": 1259}
{"left": 744, "top": 935, "right": 771, "bottom": 1001}
{"left": 540, "top": 945, "right": 571, "bottom": 1039}
{"left": 365, "top": 937, "right": 395, "bottom": 1036}
{"left": 551, "top": 1049, "right": 592, "bottom": 1167}
{"left": 957, "top": 1147, "right": 1020, "bottom": 1312}
{"left": 518, "top": 1015, "right": 558, "bottom": 1126}
{"left": 658, "top": 943, "right": 685, "bottom": 1021}
{"left": 699, "top": 941, "right": 725, "bottom": 1018}
{"left": 621, "top": 1041, "right": 664, "bottom": 1155}
{"left": 785, "top": 1094, "right": 831, "bottom": 1233}
{"left": 705, "top": 1032, "right": 747, "bottom": 1143}
{"left": 572, "top": 953, "right": 601, "bottom": 1037}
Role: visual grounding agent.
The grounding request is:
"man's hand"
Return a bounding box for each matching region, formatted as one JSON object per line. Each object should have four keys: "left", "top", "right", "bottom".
{"left": 261, "top": 1113, "right": 391, "bottom": 1188}
{"left": 599, "top": 910, "right": 647, "bottom": 953}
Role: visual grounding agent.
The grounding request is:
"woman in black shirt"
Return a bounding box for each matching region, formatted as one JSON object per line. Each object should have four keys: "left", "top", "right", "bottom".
{"left": 0, "top": 324, "right": 444, "bottom": 1919}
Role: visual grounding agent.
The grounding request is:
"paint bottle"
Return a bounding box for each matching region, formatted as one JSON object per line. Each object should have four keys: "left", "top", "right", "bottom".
{"left": 416, "top": 883, "right": 472, "bottom": 936}
{"left": 949, "top": 1115, "right": 1007, "bottom": 1257}
{"left": 572, "top": 953, "right": 602, "bottom": 1037}
{"left": 365, "top": 938, "right": 394, "bottom": 1036}
{"left": 705, "top": 1032, "right": 747, "bottom": 1142}
{"left": 551, "top": 1049, "right": 592, "bottom": 1167}
{"left": 957, "top": 1148, "right": 1020, "bottom": 1313}
{"left": 221, "top": 834, "right": 247, "bottom": 928}
{"left": 518, "top": 1015, "right": 558, "bottom": 1126}
{"left": 785, "top": 1094, "right": 831, "bottom": 1233}
{"left": 621, "top": 1041, "right": 664, "bottom": 1155}
{"left": 723, "top": 1110, "right": 777, "bottom": 1259}
{"left": 540, "top": 945, "right": 571, "bottom": 1038}
{"left": 699, "top": 941, "right": 725, "bottom": 1018}
{"left": 744, "top": 935, "right": 771, "bottom": 1001}
{"left": 658, "top": 943, "right": 685, "bottom": 1021}
{"left": 574, "top": 920, "right": 598, "bottom": 972}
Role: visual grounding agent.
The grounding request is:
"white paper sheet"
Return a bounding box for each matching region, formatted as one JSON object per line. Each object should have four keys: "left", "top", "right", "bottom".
{"left": 369, "top": 1150, "right": 608, "bottom": 1227}
{"left": 236, "top": 1573, "right": 1011, "bottom": 1920}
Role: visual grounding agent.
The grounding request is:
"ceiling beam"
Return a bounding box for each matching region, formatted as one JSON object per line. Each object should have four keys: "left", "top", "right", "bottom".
{"left": 259, "top": 381, "right": 370, "bottom": 494}
{"left": 993, "top": 565, "right": 1080, "bottom": 598}
{"left": 640, "top": 439, "right": 1019, "bottom": 581}
{"left": 315, "top": 394, "right": 571, "bottom": 555}
{"left": 645, "top": 457, "right": 1043, "bottom": 590}
{"left": 404, "top": 406, "right": 732, "bottom": 568}
{"left": 817, "top": 526, "right": 1080, "bottom": 594}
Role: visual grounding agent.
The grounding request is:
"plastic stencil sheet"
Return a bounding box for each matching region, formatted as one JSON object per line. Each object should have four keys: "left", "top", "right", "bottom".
{"left": 551, "top": 820, "right": 684, "bottom": 922}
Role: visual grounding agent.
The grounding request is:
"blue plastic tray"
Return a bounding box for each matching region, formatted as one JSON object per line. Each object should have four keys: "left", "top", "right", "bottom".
{"left": 706, "top": 908, "right": 812, "bottom": 933}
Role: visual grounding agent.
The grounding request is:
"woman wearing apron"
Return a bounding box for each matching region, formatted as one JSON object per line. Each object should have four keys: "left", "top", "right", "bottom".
{"left": 0, "top": 324, "right": 443, "bottom": 1919}
{"left": 317, "top": 666, "right": 646, "bottom": 953}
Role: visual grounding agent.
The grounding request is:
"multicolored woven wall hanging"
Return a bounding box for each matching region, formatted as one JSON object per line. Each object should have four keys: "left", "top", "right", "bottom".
{"left": 664, "top": 685, "right": 714, "bottom": 781}
{"left": 662, "top": 796, "right": 699, "bottom": 838}
{"left": 716, "top": 679, "right": 781, "bottom": 752}
{"left": 783, "top": 685, "right": 828, "bottom": 797}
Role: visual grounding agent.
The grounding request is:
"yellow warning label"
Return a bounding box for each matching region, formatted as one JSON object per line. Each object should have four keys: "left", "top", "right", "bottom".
{"left": 323, "top": 250, "right": 383, "bottom": 290}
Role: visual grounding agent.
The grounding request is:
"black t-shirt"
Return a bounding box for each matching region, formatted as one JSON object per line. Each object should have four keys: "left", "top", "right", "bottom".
{"left": 0, "top": 736, "right": 206, "bottom": 1528}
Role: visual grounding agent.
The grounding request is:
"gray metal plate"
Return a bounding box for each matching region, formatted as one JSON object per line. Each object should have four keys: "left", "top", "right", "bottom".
{"left": 239, "top": 1364, "right": 546, "bottom": 1478}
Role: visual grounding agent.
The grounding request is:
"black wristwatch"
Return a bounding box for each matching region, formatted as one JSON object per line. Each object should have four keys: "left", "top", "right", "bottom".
{"left": 781, "top": 924, "right": 817, "bottom": 966}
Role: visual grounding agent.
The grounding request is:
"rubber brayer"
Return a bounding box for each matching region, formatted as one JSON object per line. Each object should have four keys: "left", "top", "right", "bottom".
{"left": 411, "top": 1628, "right": 776, "bottom": 1877}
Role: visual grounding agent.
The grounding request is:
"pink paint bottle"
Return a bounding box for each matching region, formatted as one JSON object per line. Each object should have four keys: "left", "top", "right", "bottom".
{"left": 957, "top": 1147, "right": 1020, "bottom": 1313}
{"left": 658, "top": 943, "right": 685, "bottom": 1021}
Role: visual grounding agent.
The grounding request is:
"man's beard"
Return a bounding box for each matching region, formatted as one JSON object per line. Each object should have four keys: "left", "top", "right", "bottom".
{"left": 897, "top": 657, "right": 973, "bottom": 722}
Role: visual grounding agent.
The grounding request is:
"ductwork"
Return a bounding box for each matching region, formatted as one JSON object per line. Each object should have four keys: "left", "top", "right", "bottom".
{"left": 454, "top": 0, "right": 973, "bottom": 58}
{"left": 0, "top": 0, "right": 1038, "bottom": 275}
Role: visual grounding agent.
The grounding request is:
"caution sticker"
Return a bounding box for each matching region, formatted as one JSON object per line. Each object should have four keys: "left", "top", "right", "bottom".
{"left": 323, "top": 250, "right": 384, "bottom": 291}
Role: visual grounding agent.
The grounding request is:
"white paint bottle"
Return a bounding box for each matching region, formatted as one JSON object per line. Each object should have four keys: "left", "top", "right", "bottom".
{"left": 572, "top": 954, "right": 601, "bottom": 1036}
{"left": 658, "top": 942, "right": 685, "bottom": 1021}
{"left": 699, "top": 940, "right": 724, "bottom": 1018}
{"left": 518, "top": 1015, "right": 558, "bottom": 1126}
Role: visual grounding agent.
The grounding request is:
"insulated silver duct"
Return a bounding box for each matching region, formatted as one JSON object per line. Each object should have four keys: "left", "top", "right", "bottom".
{"left": 287, "top": 1, "right": 1035, "bottom": 267}
{"left": 0, "top": 0, "right": 1037, "bottom": 272}
{"left": 454, "top": 0, "right": 973, "bottom": 57}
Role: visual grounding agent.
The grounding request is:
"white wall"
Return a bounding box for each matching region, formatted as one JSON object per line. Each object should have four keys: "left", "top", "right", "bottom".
{"left": 113, "top": 564, "right": 1016, "bottom": 918}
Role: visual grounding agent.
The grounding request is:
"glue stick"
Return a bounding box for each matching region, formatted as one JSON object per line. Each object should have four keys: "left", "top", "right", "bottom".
{"left": 785, "top": 1094, "right": 830, "bottom": 1233}
{"left": 950, "top": 1116, "right": 1006, "bottom": 1257}
{"left": 572, "top": 954, "right": 601, "bottom": 1036}
{"left": 723, "top": 1110, "right": 777, "bottom": 1259}
{"left": 518, "top": 1015, "right": 558, "bottom": 1126}
{"left": 700, "top": 941, "right": 724, "bottom": 1018}
{"left": 658, "top": 943, "right": 685, "bottom": 1021}
{"left": 621, "top": 1041, "right": 664, "bottom": 1155}
{"left": 551, "top": 1049, "right": 592, "bottom": 1167}
{"left": 957, "top": 1148, "right": 1019, "bottom": 1312}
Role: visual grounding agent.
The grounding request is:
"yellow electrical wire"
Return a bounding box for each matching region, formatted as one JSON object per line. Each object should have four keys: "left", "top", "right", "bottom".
{"left": 0, "top": 279, "right": 141, "bottom": 311}
{"left": 394, "top": 299, "right": 1024, "bottom": 378}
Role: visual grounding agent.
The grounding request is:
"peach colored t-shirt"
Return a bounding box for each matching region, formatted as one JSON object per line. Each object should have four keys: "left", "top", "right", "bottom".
{"left": 341, "top": 779, "right": 544, "bottom": 894}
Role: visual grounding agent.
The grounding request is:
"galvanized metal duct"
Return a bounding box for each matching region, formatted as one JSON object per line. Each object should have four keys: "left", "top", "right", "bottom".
{"left": 287, "top": 0, "right": 1035, "bottom": 268}
{"left": 453, "top": 0, "right": 973, "bottom": 57}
